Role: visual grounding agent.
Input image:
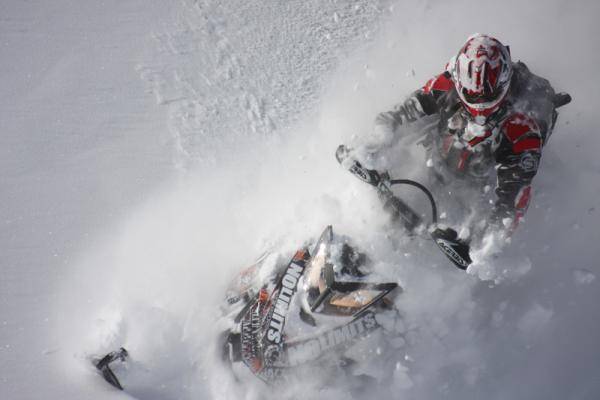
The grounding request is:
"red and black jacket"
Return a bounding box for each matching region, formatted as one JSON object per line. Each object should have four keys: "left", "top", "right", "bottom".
{"left": 376, "top": 62, "right": 557, "bottom": 231}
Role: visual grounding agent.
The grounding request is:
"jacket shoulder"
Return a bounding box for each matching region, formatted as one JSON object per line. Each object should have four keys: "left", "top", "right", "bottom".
{"left": 422, "top": 71, "right": 453, "bottom": 94}
{"left": 502, "top": 113, "right": 542, "bottom": 153}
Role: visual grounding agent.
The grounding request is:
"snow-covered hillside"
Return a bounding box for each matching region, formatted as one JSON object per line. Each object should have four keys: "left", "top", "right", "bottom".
{"left": 1, "top": 0, "right": 599, "bottom": 399}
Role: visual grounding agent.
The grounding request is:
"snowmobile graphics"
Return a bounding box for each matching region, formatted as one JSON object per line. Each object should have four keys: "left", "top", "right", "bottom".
{"left": 92, "top": 225, "right": 404, "bottom": 390}
{"left": 218, "top": 225, "right": 401, "bottom": 385}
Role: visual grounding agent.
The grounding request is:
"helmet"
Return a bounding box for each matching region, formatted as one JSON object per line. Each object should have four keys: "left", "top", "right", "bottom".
{"left": 452, "top": 34, "right": 513, "bottom": 122}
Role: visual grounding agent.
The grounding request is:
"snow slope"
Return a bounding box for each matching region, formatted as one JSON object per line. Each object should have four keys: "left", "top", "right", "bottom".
{"left": 1, "top": 0, "right": 599, "bottom": 399}
{"left": 1, "top": 1, "right": 175, "bottom": 399}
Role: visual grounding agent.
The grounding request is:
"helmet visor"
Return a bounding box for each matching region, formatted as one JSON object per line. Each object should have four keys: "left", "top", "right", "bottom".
{"left": 461, "top": 86, "right": 503, "bottom": 105}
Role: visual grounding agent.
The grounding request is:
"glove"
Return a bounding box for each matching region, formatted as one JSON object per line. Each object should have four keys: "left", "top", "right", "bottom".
{"left": 335, "top": 145, "right": 382, "bottom": 187}
{"left": 430, "top": 227, "right": 472, "bottom": 270}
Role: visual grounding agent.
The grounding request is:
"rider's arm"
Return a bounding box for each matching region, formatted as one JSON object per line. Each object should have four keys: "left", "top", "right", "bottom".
{"left": 374, "top": 71, "right": 452, "bottom": 136}
{"left": 490, "top": 114, "right": 543, "bottom": 233}
{"left": 374, "top": 92, "right": 433, "bottom": 132}
{"left": 341, "top": 71, "right": 454, "bottom": 163}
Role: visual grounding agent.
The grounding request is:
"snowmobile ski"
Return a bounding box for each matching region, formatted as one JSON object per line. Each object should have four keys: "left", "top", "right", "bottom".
{"left": 93, "top": 347, "right": 128, "bottom": 390}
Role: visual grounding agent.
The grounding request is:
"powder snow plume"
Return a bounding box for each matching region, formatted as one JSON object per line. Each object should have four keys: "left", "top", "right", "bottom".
{"left": 1, "top": 0, "right": 599, "bottom": 399}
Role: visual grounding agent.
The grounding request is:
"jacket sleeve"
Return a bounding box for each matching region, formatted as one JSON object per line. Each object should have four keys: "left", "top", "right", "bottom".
{"left": 374, "top": 71, "right": 452, "bottom": 134}
{"left": 374, "top": 92, "right": 433, "bottom": 131}
{"left": 491, "top": 114, "right": 543, "bottom": 232}
{"left": 338, "top": 71, "right": 454, "bottom": 168}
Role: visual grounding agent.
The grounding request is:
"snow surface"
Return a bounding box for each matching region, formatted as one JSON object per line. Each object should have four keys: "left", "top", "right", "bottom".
{"left": 2, "top": 0, "right": 600, "bottom": 399}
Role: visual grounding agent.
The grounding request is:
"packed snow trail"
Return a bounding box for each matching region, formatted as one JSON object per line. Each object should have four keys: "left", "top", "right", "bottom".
{"left": 1, "top": 0, "right": 600, "bottom": 399}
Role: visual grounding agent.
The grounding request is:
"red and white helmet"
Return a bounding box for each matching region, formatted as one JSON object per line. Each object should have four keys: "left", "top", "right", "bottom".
{"left": 452, "top": 34, "right": 513, "bottom": 122}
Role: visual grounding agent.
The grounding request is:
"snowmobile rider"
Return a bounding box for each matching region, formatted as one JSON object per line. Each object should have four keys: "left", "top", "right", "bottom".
{"left": 336, "top": 33, "right": 570, "bottom": 244}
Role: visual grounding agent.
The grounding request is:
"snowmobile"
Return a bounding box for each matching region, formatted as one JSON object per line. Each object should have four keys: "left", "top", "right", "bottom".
{"left": 93, "top": 157, "right": 472, "bottom": 390}
{"left": 93, "top": 90, "right": 573, "bottom": 389}
{"left": 92, "top": 225, "right": 406, "bottom": 390}
{"left": 212, "top": 160, "right": 476, "bottom": 386}
{"left": 217, "top": 225, "right": 403, "bottom": 386}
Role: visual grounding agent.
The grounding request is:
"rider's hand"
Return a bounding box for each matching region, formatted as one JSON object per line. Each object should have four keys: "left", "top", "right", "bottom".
{"left": 335, "top": 144, "right": 351, "bottom": 164}
{"left": 430, "top": 227, "right": 472, "bottom": 270}
{"left": 336, "top": 145, "right": 384, "bottom": 188}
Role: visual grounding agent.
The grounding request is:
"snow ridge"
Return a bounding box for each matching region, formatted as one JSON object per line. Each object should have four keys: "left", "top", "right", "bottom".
{"left": 138, "top": 0, "right": 390, "bottom": 169}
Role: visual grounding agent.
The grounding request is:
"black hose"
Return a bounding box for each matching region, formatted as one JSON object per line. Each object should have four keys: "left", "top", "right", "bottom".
{"left": 389, "top": 179, "right": 438, "bottom": 225}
